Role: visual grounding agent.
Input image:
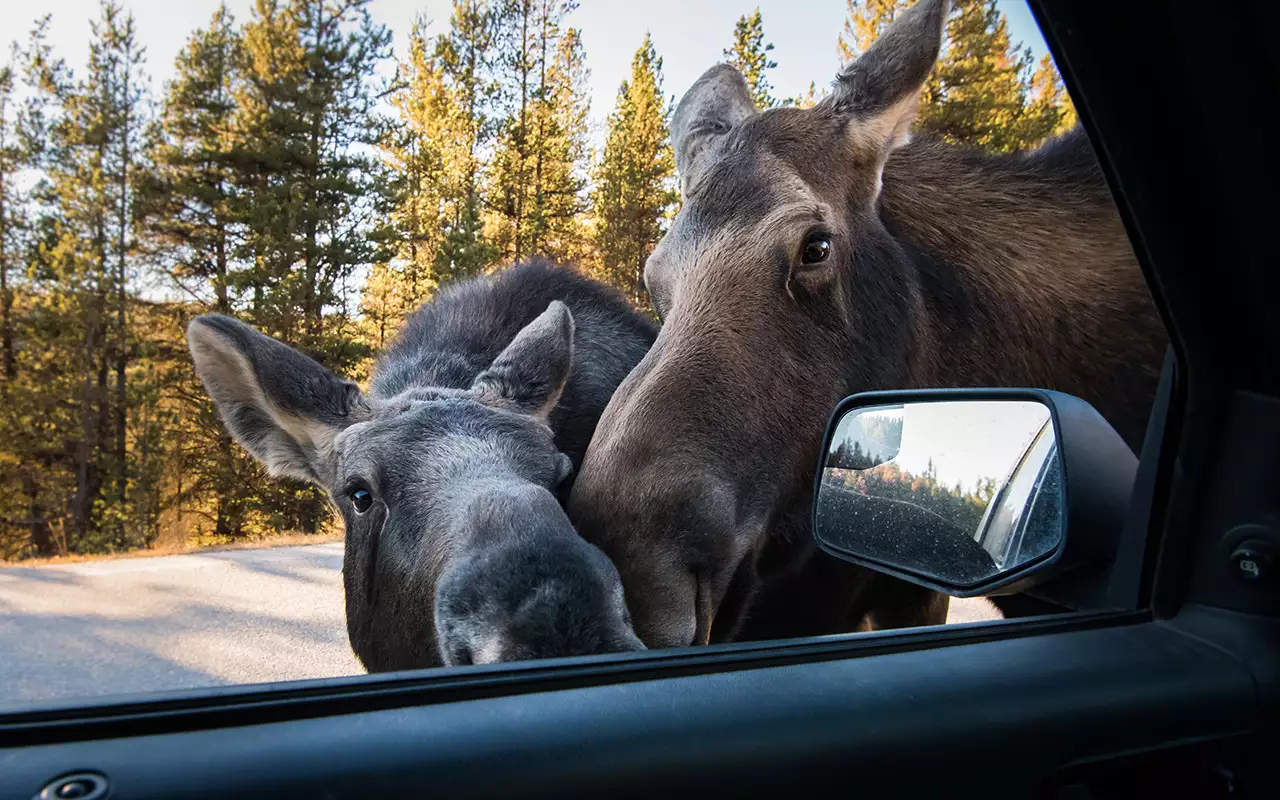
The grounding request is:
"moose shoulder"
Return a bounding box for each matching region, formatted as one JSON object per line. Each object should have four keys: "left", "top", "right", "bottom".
{"left": 569, "top": 0, "right": 1165, "bottom": 651}
{"left": 189, "top": 262, "right": 656, "bottom": 670}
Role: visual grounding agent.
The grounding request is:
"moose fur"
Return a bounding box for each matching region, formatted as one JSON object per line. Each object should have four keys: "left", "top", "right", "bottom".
{"left": 568, "top": 0, "right": 1165, "bottom": 650}
{"left": 189, "top": 262, "right": 656, "bottom": 670}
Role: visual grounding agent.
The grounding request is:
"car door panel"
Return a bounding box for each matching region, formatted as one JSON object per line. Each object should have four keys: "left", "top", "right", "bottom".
{"left": 1, "top": 616, "right": 1260, "bottom": 799}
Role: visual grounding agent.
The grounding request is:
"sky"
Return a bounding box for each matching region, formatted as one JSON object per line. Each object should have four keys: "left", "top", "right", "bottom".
{"left": 7, "top": 0, "right": 1050, "bottom": 143}
{"left": 829, "top": 400, "right": 1052, "bottom": 494}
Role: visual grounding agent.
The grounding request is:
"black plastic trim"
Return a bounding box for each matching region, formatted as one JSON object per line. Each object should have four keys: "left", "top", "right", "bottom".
{"left": 0, "top": 615, "right": 1254, "bottom": 799}
{"left": 0, "top": 609, "right": 1140, "bottom": 747}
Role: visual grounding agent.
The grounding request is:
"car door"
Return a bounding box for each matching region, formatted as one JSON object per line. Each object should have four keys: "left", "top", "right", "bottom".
{"left": 4, "top": 1, "right": 1279, "bottom": 797}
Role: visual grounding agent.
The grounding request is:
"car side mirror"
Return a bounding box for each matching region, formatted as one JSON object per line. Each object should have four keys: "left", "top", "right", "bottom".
{"left": 812, "top": 390, "right": 1138, "bottom": 603}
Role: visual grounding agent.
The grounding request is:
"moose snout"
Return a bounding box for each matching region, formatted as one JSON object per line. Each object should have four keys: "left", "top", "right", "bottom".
{"left": 434, "top": 531, "right": 645, "bottom": 666}
{"left": 570, "top": 451, "right": 746, "bottom": 651}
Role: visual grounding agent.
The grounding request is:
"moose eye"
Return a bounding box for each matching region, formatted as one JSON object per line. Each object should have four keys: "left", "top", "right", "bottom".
{"left": 801, "top": 236, "right": 831, "bottom": 266}
{"left": 349, "top": 486, "right": 374, "bottom": 514}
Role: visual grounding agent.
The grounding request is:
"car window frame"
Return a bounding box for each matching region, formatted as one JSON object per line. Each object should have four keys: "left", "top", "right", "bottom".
{"left": 1, "top": 0, "right": 1271, "bottom": 768}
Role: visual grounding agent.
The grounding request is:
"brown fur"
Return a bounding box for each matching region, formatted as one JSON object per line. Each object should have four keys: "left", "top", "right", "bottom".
{"left": 568, "top": 0, "right": 1164, "bottom": 650}
{"left": 881, "top": 132, "right": 1165, "bottom": 442}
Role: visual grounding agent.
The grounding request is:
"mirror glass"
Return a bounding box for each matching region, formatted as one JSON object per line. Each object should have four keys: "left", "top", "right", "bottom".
{"left": 815, "top": 399, "right": 1064, "bottom": 590}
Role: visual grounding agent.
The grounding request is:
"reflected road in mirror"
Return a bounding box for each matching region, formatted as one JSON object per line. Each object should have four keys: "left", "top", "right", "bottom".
{"left": 815, "top": 400, "right": 1064, "bottom": 591}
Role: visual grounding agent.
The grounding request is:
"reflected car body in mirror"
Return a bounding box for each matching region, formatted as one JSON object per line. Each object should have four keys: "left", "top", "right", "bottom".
{"left": 814, "top": 397, "right": 1065, "bottom": 595}
{"left": 976, "top": 418, "right": 1063, "bottom": 573}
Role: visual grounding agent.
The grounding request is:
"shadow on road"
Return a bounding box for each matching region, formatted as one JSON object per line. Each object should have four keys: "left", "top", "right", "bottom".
{"left": 0, "top": 541, "right": 1001, "bottom": 713}
{"left": 0, "top": 543, "right": 362, "bottom": 712}
{"left": 200, "top": 545, "right": 346, "bottom": 586}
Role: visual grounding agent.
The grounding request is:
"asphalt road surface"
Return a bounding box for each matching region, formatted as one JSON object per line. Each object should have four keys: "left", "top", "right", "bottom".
{"left": 0, "top": 543, "right": 1001, "bottom": 712}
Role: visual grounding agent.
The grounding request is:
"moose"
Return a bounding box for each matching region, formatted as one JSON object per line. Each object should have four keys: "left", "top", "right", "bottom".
{"left": 188, "top": 262, "right": 655, "bottom": 671}
{"left": 190, "top": 0, "right": 1165, "bottom": 670}
{"left": 568, "top": 0, "right": 1166, "bottom": 650}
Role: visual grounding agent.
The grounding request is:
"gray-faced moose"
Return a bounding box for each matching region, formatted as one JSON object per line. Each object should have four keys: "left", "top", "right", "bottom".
{"left": 569, "top": 0, "right": 1166, "bottom": 650}
{"left": 188, "top": 262, "right": 655, "bottom": 670}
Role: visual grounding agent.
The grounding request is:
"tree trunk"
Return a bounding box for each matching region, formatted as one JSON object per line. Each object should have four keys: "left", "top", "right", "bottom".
{"left": 114, "top": 58, "right": 131, "bottom": 535}
{"left": 253, "top": 257, "right": 264, "bottom": 318}
{"left": 213, "top": 437, "right": 245, "bottom": 540}
{"left": 0, "top": 166, "right": 13, "bottom": 383}
{"left": 214, "top": 34, "right": 231, "bottom": 318}
{"left": 73, "top": 158, "right": 110, "bottom": 549}
{"left": 96, "top": 310, "right": 111, "bottom": 543}
{"left": 513, "top": 1, "right": 530, "bottom": 262}
{"left": 175, "top": 400, "right": 184, "bottom": 533}
{"left": 533, "top": 0, "right": 549, "bottom": 257}
{"left": 23, "top": 473, "right": 55, "bottom": 557}
{"left": 73, "top": 312, "right": 99, "bottom": 548}
{"left": 300, "top": 485, "right": 325, "bottom": 536}
{"left": 215, "top": 221, "right": 229, "bottom": 313}
{"left": 303, "top": 0, "right": 324, "bottom": 348}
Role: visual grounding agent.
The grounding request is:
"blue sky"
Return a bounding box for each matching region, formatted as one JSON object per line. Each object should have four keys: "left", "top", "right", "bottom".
{"left": 11, "top": 0, "right": 1049, "bottom": 141}
{"left": 831, "top": 400, "right": 1050, "bottom": 493}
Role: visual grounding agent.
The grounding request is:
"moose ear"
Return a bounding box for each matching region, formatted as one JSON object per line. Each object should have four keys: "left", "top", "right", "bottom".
{"left": 671, "top": 64, "right": 759, "bottom": 195}
{"left": 825, "top": 0, "right": 948, "bottom": 156}
{"left": 471, "top": 301, "right": 574, "bottom": 424}
{"left": 187, "top": 314, "right": 370, "bottom": 486}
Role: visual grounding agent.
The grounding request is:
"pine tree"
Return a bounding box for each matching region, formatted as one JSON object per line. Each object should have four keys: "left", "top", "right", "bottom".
{"left": 232, "top": 0, "right": 307, "bottom": 333}
{"left": 98, "top": 2, "right": 147, "bottom": 547}
{"left": 488, "top": 0, "right": 586, "bottom": 263}
{"left": 0, "top": 17, "right": 73, "bottom": 557}
{"left": 59, "top": 25, "right": 114, "bottom": 551}
{"left": 144, "top": 4, "right": 242, "bottom": 314}
{"left": 838, "top": 0, "right": 1079, "bottom": 153}
{"left": 34, "top": 1, "right": 151, "bottom": 551}
{"left": 0, "top": 45, "right": 19, "bottom": 385}
{"left": 590, "top": 34, "right": 677, "bottom": 306}
{"left": 0, "top": 42, "right": 25, "bottom": 555}
{"left": 533, "top": 26, "right": 591, "bottom": 262}
{"left": 433, "top": 0, "right": 500, "bottom": 282}
{"left": 1021, "top": 53, "right": 1077, "bottom": 141}
{"left": 141, "top": 5, "right": 262, "bottom": 540}
{"left": 488, "top": 0, "right": 537, "bottom": 262}
{"left": 232, "top": 0, "right": 391, "bottom": 534}
{"left": 372, "top": 17, "right": 450, "bottom": 339}
{"left": 723, "top": 8, "right": 777, "bottom": 108}
{"left": 2, "top": 7, "right": 170, "bottom": 554}
{"left": 916, "top": 0, "right": 1033, "bottom": 153}
{"left": 239, "top": 0, "right": 389, "bottom": 354}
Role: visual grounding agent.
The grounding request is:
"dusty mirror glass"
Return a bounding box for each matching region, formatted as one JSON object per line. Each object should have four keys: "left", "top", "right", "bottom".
{"left": 814, "top": 400, "right": 1064, "bottom": 591}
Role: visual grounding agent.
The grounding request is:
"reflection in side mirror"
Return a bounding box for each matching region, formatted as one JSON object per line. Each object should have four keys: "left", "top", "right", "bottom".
{"left": 826, "top": 405, "right": 904, "bottom": 470}
{"left": 814, "top": 398, "right": 1064, "bottom": 595}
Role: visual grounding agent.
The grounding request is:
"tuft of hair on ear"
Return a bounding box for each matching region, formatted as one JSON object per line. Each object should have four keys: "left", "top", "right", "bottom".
{"left": 471, "top": 301, "right": 575, "bottom": 424}
{"left": 825, "top": 0, "right": 949, "bottom": 152}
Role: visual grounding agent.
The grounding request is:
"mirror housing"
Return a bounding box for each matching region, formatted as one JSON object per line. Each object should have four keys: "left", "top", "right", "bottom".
{"left": 811, "top": 389, "right": 1138, "bottom": 606}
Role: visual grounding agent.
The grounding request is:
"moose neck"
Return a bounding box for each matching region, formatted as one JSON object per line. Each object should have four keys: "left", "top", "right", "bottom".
{"left": 875, "top": 131, "right": 1163, "bottom": 449}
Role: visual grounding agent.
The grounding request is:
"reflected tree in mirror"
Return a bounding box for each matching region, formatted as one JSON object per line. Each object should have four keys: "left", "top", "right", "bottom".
{"left": 815, "top": 400, "right": 1065, "bottom": 592}
{"left": 826, "top": 408, "right": 904, "bottom": 470}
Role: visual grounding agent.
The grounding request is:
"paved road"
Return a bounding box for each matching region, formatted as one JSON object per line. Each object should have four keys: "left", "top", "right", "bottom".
{"left": 0, "top": 543, "right": 1001, "bottom": 712}
{"left": 0, "top": 543, "right": 361, "bottom": 712}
